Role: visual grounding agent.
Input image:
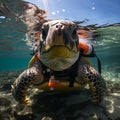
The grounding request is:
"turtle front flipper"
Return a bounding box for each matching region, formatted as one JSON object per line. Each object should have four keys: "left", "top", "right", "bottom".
{"left": 78, "top": 59, "right": 106, "bottom": 104}
{"left": 11, "top": 67, "right": 43, "bottom": 105}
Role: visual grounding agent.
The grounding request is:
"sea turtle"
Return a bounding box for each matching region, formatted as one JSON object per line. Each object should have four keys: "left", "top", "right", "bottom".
{"left": 11, "top": 19, "right": 106, "bottom": 105}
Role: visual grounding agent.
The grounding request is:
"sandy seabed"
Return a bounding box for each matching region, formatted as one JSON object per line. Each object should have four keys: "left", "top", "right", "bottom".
{"left": 0, "top": 71, "right": 120, "bottom": 120}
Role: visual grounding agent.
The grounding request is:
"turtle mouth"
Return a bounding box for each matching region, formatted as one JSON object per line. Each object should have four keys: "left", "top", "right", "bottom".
{"left": 41, "top": 45, "right": 77, "bottom": 58}
{"left": 45, "top": 45, "right": 75, "bottom": 53}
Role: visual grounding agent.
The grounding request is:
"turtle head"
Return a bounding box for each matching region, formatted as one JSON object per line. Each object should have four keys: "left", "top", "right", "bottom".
{"left": 40, "top": 19, "right": 79, "bottom": 70}
{"left": 40, "top": 19, "right": 79, "bottom": 58}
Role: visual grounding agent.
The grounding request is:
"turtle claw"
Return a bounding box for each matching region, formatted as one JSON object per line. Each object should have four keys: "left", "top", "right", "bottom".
{"left": 23, "top": 97, "right": 32, "bottom": 106}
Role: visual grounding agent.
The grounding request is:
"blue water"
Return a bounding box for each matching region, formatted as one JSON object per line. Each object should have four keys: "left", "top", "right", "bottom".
{"left": 0, "top": 18, "right": 30, "bottom": 71}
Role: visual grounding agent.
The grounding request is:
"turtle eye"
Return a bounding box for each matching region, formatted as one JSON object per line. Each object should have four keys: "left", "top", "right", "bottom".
{"left": 72, "top": 28, "right": 77, "bottom": 39}
{"left": 42, "top": 28, "right": 47, "bottom": 40}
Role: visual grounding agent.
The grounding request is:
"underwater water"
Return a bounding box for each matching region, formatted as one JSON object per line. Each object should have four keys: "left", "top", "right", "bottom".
{"left": 0, "top": 18, "right": 31, "bottom": 71}
{"left": 0, "top": 18, "right": 120, "bottom": 82}
{"left": 0, "top": 0, "right": 120, "bottom": 120}
{"left": 0, "top": 0, "right": 120, "bottom": 81}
